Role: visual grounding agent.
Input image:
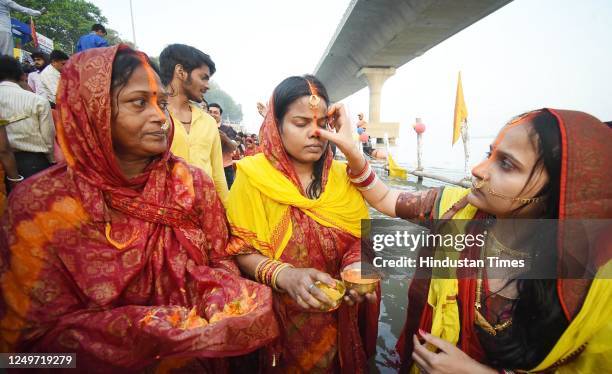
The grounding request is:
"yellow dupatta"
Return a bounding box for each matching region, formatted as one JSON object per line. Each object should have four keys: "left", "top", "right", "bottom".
{"left": 227, "top": 153, "right": 369, "bottom": 260}
{"left": 426, "top": 187, "right": 476, "bottom": 348}
{"left": 531, "top": 263, "right": 612, "bottom": 372}
{"left": 425, "top": 187, "right": 612, "bottom": 372}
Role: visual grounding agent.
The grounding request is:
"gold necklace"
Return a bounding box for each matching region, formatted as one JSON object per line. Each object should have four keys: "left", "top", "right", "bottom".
{"left": 475, "top": 277, "right": 513, "bottom": 336}
{"left": 474, "top": 233, "right": 514, "bottom": 336}
{"left": 488, "top": 232, "right": 532, "bottom": 260}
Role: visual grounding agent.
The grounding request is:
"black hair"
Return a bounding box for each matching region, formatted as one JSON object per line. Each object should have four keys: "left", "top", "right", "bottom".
{"left": 208, "top": 102, "right": 223, "bottom": 114}
{"left": 110, "top": 48, "right": 160, "bottom": 119}
{"left": 604, "top": 121, "right": 612, "bottom": 129}
{"left": 20, "top": 62, "right": 36, "bottom": 74}
{"left": 158, "top": 44, "right": 216, "bottom": 86}
{"left": 482, "top": 110, "right": 567, "bottom": 370}
{"left": 50, "top": 50, "right": 69, "bottom": 62}
{"left": 31, "top": 51, "right": 48, "bottom": 62}
{"left": 272, "top": 74, "right": 330, "bottom": 199}
{"left": 92, "top": 24, "right": 107, "bottom": 34}
{"left": 0, "top": 56, "right": 23, "bottom": 82}
{"left": 528, "top": 111, "right": 562, "bottom": 218}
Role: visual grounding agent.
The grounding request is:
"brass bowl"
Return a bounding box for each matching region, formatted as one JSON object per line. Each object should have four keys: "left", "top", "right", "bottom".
{"left": 314, "top": 280, "right": 346, "bottom": 312}
{"left": 341, "top": 269, "right": 380, "bottom": 295}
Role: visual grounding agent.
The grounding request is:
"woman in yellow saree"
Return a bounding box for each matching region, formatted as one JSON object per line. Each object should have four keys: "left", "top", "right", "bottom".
{"left": 226, "top": 75, "right": 379, "bottom": 373}
{"left": 317, "top": 107, "right": 611, "bottom": 373}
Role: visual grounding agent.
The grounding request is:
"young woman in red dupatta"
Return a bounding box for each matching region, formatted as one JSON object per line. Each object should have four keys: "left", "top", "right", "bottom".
{"left": 0, "top": 45, "right": 278, "bottom": 373}
{"left": 244, "top": 137, "right": 259, "bottom": 157}
{"left": 318, "top": 107, "right": 611, "bottom": 373}
{"left": 226, "top": 75, "right": 380, "bottom": 373}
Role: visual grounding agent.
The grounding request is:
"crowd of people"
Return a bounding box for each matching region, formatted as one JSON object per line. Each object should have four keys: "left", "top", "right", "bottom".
{"left": 0, "top": 1, "right": 611, "bottom": 373}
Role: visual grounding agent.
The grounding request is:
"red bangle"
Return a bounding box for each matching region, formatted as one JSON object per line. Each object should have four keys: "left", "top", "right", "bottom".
{"left": 257, "top": 259, "right": 274, "bottom": 283}
{"left": 265, "top": 262, "right": 279, "bottom": 286}
{"left": 347, "top": 159, "right": 369, "bottom": 178}
{"left": 355, "top": 170, "right": 375, "bottom": 188}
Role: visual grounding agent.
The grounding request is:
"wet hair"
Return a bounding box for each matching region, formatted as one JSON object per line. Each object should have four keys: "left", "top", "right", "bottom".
{"left": 0, "top": 55, "right": 23, "bottom": 82}
{"left": 272, "top": 74, "right": 330, "bottom": 199}
{"left": 208, "top": 103, "right": 223, "bottom": 114}
{"left": 50, "top": 50, "right": 69, "bottom": 62}
{"left": 483, "top": 110, "right": 567, "bottom": 370}
{"left": 158, "top": 44, "right": 216, "bottom": 86}
{"left": 110, "top": 48, "right": 160, "bottom": 119}
{"left": 92, "top": 24, "right": 107, "bottom": 34}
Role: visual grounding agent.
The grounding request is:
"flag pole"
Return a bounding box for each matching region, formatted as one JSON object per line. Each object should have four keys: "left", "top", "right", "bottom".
{"left": 129, "top": 0, "right": 137, "bottom": 46}
{"left": 461, "top": 119, "right": 470, "bottom": 179}
{"left": 452, "top": 71, "right": 470, "bottom": 180}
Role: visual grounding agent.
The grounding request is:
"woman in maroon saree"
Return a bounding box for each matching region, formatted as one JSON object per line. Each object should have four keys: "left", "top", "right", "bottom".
{"left": 0, "top": 45, "right": 278, "bottom": 373}
{"left": 318, "top": 107, "right": 611, "bottom": 373}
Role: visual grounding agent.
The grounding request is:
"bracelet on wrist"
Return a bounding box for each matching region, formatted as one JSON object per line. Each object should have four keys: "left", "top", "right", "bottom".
{"left": 354, "top": 169, "right": 375, "bottom": 187}
{"left": 357, "top": 174, "right": 378, "bottom": 191}
{"left": 6, "top": 174, "right": 24, "bottom": 182}
{"left": 254, "top": 258, "right": 294, "bottom": 292}
{"left": 347, "top": 157, "right": 369, "bottom": 178}
{"left": 349, "top": 164, "right": 372, "bottom": 184}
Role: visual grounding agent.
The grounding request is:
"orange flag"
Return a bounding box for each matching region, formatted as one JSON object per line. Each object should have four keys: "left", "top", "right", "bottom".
{"left": 452, "top": 72, "right": 468, "bottom": 145}
{"left": 30, "top": 17, "right": 38, "bottom": 48}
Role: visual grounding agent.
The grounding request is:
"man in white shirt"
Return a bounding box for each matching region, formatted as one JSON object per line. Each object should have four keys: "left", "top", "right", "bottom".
{"left": 0, "top": 0, "right": 43, "bottom": 56}
{"left": 37, "top": 49, "right": 68, "bottom": 108}
{"left": 27, "top": 50, "right": 47, "bottom": 92}
{"left": 0, "top": 55, "right": 54, "bottom": 190}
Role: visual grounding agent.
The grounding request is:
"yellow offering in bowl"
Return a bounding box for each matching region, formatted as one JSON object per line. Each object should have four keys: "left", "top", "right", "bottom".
{"left": 341, "top": 269, "right": 380, "bottom": 295}
{"left": 314, "top": 280, "right": 346, "bottom": 311}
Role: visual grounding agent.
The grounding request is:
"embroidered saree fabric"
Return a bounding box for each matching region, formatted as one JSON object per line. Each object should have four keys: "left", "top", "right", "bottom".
{"left": 0, "top": 45, "right": 278, "bottom": 373}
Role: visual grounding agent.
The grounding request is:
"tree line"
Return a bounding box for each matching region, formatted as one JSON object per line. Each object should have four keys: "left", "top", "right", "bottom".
{"left": 15, "top": 0, "right": 243, "bottom": 121}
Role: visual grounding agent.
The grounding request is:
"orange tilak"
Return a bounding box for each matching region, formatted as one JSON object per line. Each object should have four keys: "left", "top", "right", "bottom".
{"left": 137, "top": 53, "right": 167, "bottom": 124}
{"left": 474, "top": 111, "right": 541, "bottom": 175}
{"left": 306, "top": 80, "right": 321, "bottom": 133}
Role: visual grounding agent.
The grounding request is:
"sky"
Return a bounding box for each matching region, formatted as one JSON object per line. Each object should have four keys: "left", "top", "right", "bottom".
{"left": 91, "top": 0, "right": 612, "bottom": 169}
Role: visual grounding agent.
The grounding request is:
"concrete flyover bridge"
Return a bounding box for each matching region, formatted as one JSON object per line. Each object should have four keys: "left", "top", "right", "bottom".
{"left": 314, "top": 0, "right": 512, "bottom": 143}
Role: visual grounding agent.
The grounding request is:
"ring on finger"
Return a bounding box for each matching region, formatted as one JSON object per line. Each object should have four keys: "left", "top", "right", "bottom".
{"left": 308, "top": 283, "right": 316, "bottom": 293}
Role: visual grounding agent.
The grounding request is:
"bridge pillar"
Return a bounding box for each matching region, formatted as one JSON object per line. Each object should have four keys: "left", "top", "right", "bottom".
{"left": 358, "top": 67, "right": 395, "bottom": 124}
{"left": 357, "top": 67, "right": 399, "bottom": 143}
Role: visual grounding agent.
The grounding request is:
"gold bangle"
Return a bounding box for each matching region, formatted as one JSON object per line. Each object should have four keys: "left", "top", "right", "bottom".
{"left": 271, "top": 263, "right": 288, "bottom": 291}
{"left": 256, "top": 258, "right": 273, "bottom": 283}
{"left": 272, "top": 263, "right": 294, "bottom": 292}
{"left": 259, "top": 260, "right": 276, "bottom": 285}
{"left": 254, "top": 259, "right": 268, "bottom": 283}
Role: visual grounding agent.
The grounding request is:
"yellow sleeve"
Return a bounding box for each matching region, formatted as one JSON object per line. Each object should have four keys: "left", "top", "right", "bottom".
{"left": 209, "top": 124, "right": 229, "bottom": 206}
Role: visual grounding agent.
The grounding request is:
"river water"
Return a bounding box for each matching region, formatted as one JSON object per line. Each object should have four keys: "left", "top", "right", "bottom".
{"left": 368, "top": 165, "right": 460, "bottom": 372}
